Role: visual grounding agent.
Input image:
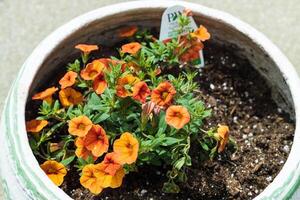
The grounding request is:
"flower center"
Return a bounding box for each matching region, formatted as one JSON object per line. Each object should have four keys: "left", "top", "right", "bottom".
{"left": 161, "top": 91, "right": 169, "bottom": 100}
{"left": 89, "top": 70, "right": 98, "bottom": 77}
{"left": 174, "top": 112, "right": 183, "bottom": 119}
{"left": 126, "top": 143, "right": 132, "bottom": 149}
{"left": 98, "top": 135, "right": 103, "bottom": 140}
{"left": 77, "top": 123, "right": 86, "bottom": 130}
{"left": 47, "top": 168, "right": 57, "bottom": 174}
{"left": 67, "top": 95, "right": 75, "bottom": 102}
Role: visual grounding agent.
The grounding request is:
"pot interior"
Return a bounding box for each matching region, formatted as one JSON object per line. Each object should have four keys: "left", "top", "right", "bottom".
{"left": 27, "top": 7, "right": 295, "bottom": 119}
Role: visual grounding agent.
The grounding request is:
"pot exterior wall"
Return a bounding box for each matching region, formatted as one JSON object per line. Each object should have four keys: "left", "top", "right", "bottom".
{"left": 0, "top": 1, "right": 299, "bottom": 199}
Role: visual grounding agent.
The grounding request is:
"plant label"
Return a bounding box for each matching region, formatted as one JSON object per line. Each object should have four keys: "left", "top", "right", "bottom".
{"left": 159, "top": 5, "right": 205, "bottom": 67}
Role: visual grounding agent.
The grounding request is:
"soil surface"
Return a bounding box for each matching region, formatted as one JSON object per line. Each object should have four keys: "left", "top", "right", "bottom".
{"left": 58, "top": 41, "right": 295, "bottom": 200}
{"left": 25, "top": 39, "right": 295, "bottom": 199}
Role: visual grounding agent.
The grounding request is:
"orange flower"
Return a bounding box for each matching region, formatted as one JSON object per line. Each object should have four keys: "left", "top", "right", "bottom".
{"left": 80, "top": 163, "right": 125, "bottom": 194}
{"left": 190, "top": 25, "right": 210, "bottom": 41}
{"left": 132, "top": 81, "right": 151, "bottom": 103}
{"left": 80, "top": 164, "right": 104, "bottom": 195}
{"left": 75, "top": 137, "right": 97, "bottom": 161}
{"left": 179, "top": 38, "right": 204, "bottom": 62}
{"left": 80, "top": 60, "right": 105, "bottom": 80}
{"left": 113, "top": 132, "right": 139, "bottom": 164}
{"left": 93, "top": 72, "right": 107, "bottom": 95}
{"left": 119, "top": 25, "right": 138, "bottom": 37}
{"left": 217, "top": 125, "right": 230, "bottom": 153}
{"left": 59, "top": 71, "right": 77, "bottom": 89}
{"left": 40, "top": 160, "right": 67, "bottom": 186}
{"left": 97, "top": 58, "right": 114, "bottom": 71}
{"left": 75, "top": 44, "right": 99, "bottom": 55}
{"left": 116, "top": 74, "right": 140, "bottom": 98}
{"left": 121, "top": 42, "right": 142, "bottom": 54}
{"left": 108, "top": 166, "right": 125, "bottom": 188}
{"left": 151, "top": 81, "right": 176, "bottom": 107}
{"left": 95, "top": 163, "right": 125, "bottom": 188}
{"left": 165, "top": 105, "right": 190, "bottom": 129}
{"left": 32, "top": 87, "right": 58, "bottom": 104}
{"left": 101, "top": 152, "right": 122, "bottom": 176}
{"left": 97, "top": 58, "right": 125, "bottom": 72}
{"left": 59, "top": 88, "right": 83, "bottom": 107}
{"left": 94, "top": 163, "right": 125, "bottom": 189}
{"left": 68, "top": 115, "right": 93, "bottom": 137}
{"left": 26, "top": 119, "right": 48, "bottom": 133}
{"left": 84, "top": 125, "right": 109, "bottom": 157}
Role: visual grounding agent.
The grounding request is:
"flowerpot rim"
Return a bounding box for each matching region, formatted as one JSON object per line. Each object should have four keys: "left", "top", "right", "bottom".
{"left": 1, "top": 1, "right": 300, "bottom": 199}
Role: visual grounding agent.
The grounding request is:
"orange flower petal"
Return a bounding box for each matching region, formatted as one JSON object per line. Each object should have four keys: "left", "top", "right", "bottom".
{"left": 59, "top": 88, "right": 83, "bottom": 107}
{"left": 217, "top": 125, "right": 230, "bottom": 153}
{"left": 121, "top": 42, "right": 142, "bottom": 54}
{"left": 119, "top": 25, "right": 138, "bottom": 37}
{"left": 132, "top": 81, "right": 151, "bottom": 103}
{"left": 32, "top": 87, "right": 58, "bottom": 103}
{"left": 190, "top": 25, "right": 210, "bottom": 41}
{"left": 183, "top": 8, "right": 193, "bottom": 16}
{"left": 80, "top": 60, "right": 105, "bottom": 81}
{"left": 84, "top": 125, "right": 109, "bottom": 157}
{"left": 75, "top": 44, "right": 99, "bottom": 54}
{"left": 68, "top": 116, "right": 93, "bottom": 137}
{"left": 59, "top": 71, "right": 77, "bottom": 89}
{"left": 102, "top": 152, "right": 122, "bottom": 176}
{"left": 93, "top": 163, "right": 125, "bottom": 189}
{"left": 80, "top": 164, "right": 103, "bottom": 194}
{"left": 75, "top": 138, "right": 97, "bottom": 161}
{"left": 26, "top": 119, "right": 48, "bottom": 133}
{"left": 40, "top": 160, "right": 67, "bottom": 186}
{"left": 109, "top": 167, "right": 125, "bottom": 188}
{"left": 113, "top": 132, "right": 139, "bottom": 164}
{"left": 165, "top": 105, "right": 190, "bottom": 129}
{"left": 93, "top": 72, "right": 107, "bottom": 95}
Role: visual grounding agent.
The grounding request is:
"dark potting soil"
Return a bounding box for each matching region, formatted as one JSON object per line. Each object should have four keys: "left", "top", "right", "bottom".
{"left": 58, "top": 41, "right": 295, "bottom": 200}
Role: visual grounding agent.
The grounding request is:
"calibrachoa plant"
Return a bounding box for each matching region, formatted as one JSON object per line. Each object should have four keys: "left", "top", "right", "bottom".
{"left": 26, "top": 12, "right": 235, "bottom": 195}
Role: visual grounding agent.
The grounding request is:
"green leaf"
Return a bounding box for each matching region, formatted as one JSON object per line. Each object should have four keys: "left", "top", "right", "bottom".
{"left": 92, "top": 113, "right": 110, "bottom": 123}
{"left": 162, "top": 181, "right": 180, "bottom": 193}
{"left": 86, "top": 155, "right": 94, "bottom": 164}
{"left": 157, "top": 112, "right": 167, "bottom": 136}
{"left": 162, "top": 137, "right": 183, "bottom": 146}
{"left": 77, "top": 82, "right": 88, "bottom": 88}
{"left": 67, "top": 59, "right": 81, "bottom": 72}
{"left": 174, "top": 157, "right": 185, "bottom": 170}
{"left": 200, "top": 142, "right": 209, "bottom": 151}
{"left": 61, "top": 155, "right": 75, "bottom": 166}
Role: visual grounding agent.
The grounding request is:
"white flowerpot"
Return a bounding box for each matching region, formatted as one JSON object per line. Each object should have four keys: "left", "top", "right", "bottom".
{"left": 1, "top": 1, "right": 299, "bottom": 199}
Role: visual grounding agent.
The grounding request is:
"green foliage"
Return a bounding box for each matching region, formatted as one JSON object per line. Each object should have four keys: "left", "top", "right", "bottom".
{"left": 27, "top": 12, "right": 237, "bottom": 195}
